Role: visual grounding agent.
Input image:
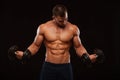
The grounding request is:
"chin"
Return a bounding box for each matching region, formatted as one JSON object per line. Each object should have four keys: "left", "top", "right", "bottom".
{"left": 59, "top": 25, "right": 65, "bottom": 28}
{"left": 58, "top": 23, "right": 65, "bottom": 27}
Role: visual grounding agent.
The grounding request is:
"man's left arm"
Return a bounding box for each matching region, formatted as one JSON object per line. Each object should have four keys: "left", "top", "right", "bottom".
{"left": 73, "top": 26, "right": 105, "bottom": 66}
{"left": 72, "top": 26, "right": 97, "bottom": 63}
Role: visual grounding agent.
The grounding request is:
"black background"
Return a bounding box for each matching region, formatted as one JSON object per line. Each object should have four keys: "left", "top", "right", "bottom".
{"left": 1, "top": 0, "right": 120, "bottom": 80}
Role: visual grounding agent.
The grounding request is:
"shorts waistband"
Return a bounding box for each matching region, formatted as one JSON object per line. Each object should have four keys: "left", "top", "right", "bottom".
{"left": 44, "top": 61, "right": 71, "bottom": 67}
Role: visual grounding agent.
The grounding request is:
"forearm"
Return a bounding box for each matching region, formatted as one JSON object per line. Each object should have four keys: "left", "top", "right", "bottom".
{"left": 76, "top": 48, "right": 97, "bottom": 63}
{"left": 15, "top": 42, "right": 40, "bottom": 60}
{"left": 28, "top": 42, "right": 40, "bottom": 55}
{"left": 75, "top": 48, "right": 97, "bottom": 68}
{"left": 14, "top": 43, "right": 40, "bottom": 63}
{"left": 75, "top": 45, "right": 88, "bottom": 57}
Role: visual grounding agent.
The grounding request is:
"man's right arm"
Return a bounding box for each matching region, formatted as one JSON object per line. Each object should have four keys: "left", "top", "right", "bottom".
{"left": 15, "top": 24, "right": 44, "bottom": 60}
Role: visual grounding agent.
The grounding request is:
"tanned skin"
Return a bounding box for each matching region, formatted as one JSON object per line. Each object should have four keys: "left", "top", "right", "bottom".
{"left": 15, "top": 14, "right": 97, "bottom": 64}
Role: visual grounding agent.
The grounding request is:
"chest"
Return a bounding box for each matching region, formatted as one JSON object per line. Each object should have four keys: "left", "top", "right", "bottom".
{"left": 44, "top": 27, "right": 74, "bottom": 42}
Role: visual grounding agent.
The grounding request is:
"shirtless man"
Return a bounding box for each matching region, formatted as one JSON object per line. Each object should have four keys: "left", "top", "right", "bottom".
{"left": 8, "top": 4, "right": 104, "bottom": 80}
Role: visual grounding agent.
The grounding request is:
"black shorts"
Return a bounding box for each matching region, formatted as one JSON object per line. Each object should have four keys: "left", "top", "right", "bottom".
{"left": 40, "top": 62, "right": 73, "bottom": 80}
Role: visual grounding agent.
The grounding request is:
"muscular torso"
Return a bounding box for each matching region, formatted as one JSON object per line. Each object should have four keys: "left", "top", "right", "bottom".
{"left": 42, "top": 20, "right": 76, "bottom": 64}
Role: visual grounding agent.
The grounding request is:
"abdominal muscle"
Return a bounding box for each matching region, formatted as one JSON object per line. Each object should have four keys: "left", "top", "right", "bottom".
{"left": 45, "top": 41, "right": 71, "bottom": 64}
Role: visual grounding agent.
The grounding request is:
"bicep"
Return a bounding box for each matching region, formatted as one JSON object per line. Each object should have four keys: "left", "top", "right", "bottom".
{"left": 33, "top": 33, "right": 44, "bottom": 47}
{"left": 73, "top": 35, "right": 87, "bottom": 56}
{"left": 73, "top": 27, "right": 87, "bottom": 56}
{"left": 73, "top": 26, "right": 81, "bottom": 48}
{"left": 28, "top": 25, "right": 44, "bottom": 55}
{"left": 73, "top": 35, "right": 81, "bottom": 48}
{"left": 33, "top": 26, "right": 44, "bottom": 47}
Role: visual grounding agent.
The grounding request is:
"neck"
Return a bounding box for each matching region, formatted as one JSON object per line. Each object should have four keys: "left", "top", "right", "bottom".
{"left": 52, "top": 20, "right": 66, "bottom": 28}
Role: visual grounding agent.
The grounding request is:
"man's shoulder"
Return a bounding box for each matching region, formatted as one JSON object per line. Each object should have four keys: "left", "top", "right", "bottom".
{"left": 37, "top": 20, "right": 53, "bottom": 33}
{"left": 68, "top": 22, "right": 79, "bottom": 30}
{"left": 67, "top": 22, "right": 80, "bottom": 35}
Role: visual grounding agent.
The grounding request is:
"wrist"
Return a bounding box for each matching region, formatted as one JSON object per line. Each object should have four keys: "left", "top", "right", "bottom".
{"left": 22, "top": 49, "right": 32, "bottom": 60}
